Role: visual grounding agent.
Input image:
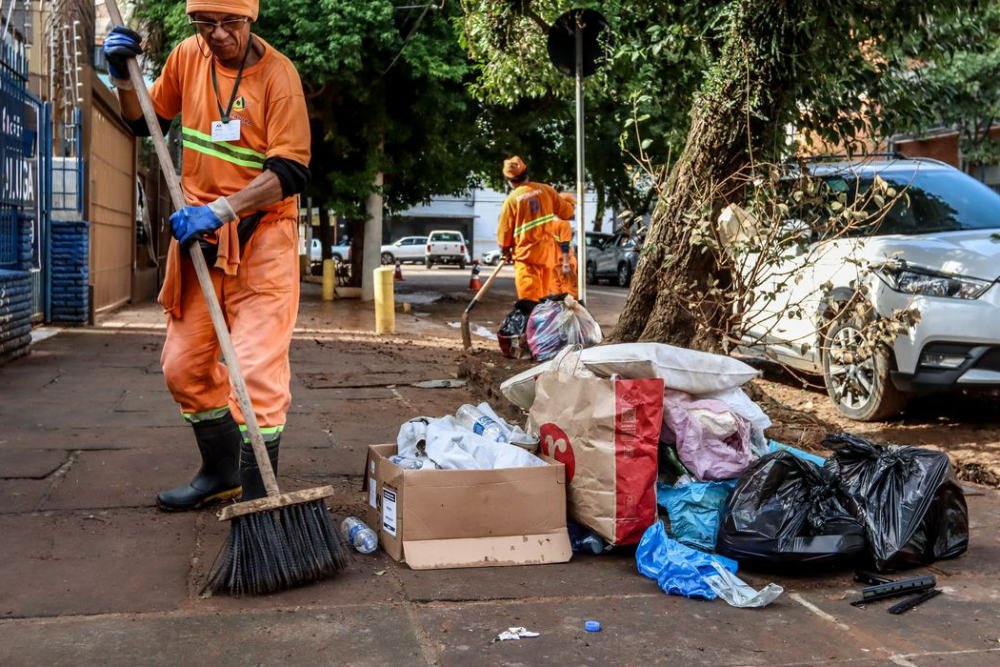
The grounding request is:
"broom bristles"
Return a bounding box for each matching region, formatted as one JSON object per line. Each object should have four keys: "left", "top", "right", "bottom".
{"left": 207, "top": 500, "right": 349, "bottom": 596}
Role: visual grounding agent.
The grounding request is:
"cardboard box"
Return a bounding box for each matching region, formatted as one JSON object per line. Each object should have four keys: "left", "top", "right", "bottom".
{"left": 363, "top": 444, "right": 572, "bottom": 570}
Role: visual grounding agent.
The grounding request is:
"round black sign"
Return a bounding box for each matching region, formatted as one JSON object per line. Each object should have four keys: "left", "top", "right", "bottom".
{"left": 546, "top": 8, "right": 610, "bottom": 78}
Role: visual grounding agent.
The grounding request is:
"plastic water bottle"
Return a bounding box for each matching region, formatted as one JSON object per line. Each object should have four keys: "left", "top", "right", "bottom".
{"left": 455, "top": 404, "right": 509, "bottom": 442}
{"left": 341, "top": 517, "right": 378, "bottom": 554}
{"left": 389, "top": 455, "right": 425, "bottom": 469}
{"left": 568, "top": 522, "right": 606, "bottom": 554}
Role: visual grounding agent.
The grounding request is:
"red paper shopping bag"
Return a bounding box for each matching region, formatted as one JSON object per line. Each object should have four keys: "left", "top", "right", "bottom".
{"left": 531, "top": 371, "right": 663, "bottom": 546}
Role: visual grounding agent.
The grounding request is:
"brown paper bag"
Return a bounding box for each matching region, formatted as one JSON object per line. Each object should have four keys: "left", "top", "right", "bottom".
{"left": 530, "top": 370, "right": 663, "bottom": 546}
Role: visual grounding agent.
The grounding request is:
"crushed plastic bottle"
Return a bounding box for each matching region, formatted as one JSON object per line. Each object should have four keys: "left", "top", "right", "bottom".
{"left": 568, "top": 522, "right": 607, "bottom": 554}
{"left": 455, "top": 404, "right": 510, "bottom": 442}
{"left": 389, "top": 455, "right": 425, "bottom": 470}
{"left": 341, "top": 516, "right": 378, "bottom": 554}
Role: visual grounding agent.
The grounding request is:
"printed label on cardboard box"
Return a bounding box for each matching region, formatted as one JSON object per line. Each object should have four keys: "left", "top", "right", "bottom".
{"left": 382, "top": 487, "right": 398, "bottom": 537}
{"left": 369, "top": 478, "right": 377, "bottom": 509}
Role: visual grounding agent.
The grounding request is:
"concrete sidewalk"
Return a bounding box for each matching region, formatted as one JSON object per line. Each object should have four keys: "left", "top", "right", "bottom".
{"left": 1, "top": 284, "right": 999, "bottom": 666}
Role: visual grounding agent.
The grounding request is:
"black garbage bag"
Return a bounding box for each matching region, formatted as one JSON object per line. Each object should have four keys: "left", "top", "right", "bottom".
{"left": 497, "top": 299, "right": 538, "bottom": 359}
{"left": 823, "top": 433, "right": 969, "bottom": 572}
{"left": 716, "top": 451, "right": 866, "bottom": 568}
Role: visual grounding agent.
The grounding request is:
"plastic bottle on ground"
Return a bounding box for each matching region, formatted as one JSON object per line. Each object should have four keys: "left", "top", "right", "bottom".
{"left": 341, "top": 517, "right": 378, "bottom": 554}
{"left": 568, "top": 522, "right": 606, "bottom": 554}
{"left": 455, "top": 404, "right": 510, "bottom": 442}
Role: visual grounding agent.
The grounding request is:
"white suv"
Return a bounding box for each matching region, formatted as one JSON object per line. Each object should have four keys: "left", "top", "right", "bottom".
{"left": 741, "top": 157, "right": 1000, "bottom": 421}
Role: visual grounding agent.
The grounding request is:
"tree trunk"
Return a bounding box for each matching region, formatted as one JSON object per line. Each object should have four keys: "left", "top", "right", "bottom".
{"left": 593, "top": 183, "right": 606, "bottom": 232}
{"left": 318, "top": 206, "right": 334, "bottom": 260}
{"left": 612, "top": 0, "right": 793, "bottom": 352}
{"left": 348, "top": 219, "right": 365, "bottom": 288}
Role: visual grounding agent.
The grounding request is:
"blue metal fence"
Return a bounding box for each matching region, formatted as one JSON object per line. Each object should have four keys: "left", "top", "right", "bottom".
{"left": 1, "top": 22, "right": 30, "bottom": 270}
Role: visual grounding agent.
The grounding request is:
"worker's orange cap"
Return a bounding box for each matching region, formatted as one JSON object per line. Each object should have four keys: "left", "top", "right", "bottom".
{"left": 559, "top": 192, "right": 578, "bottom": 206}
{"left": 187, "top": 0, "right": 259, "bottom": 21}
{"left": 503, "top": 156, "right": 527, "bottom": 179}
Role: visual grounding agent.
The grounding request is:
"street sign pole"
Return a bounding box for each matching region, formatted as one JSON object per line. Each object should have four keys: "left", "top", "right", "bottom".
{"left": 575, "top": 20, "right": 587, "bottom": 305}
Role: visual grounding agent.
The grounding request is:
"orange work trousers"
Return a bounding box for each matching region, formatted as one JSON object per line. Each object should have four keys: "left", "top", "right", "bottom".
{"left": 551, "top": 252, "right": 579, "bottom": 299}
{"left": 514, "top": 260, "right": 553, "bottom": 301}
{"left": 160, "top": 219, "right": 299, "bottom": 433}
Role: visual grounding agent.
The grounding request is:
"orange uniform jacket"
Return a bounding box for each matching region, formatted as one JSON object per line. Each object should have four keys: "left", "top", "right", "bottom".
{"left": 152, "top": 35, "right": 310, "bottom": 318}
{"left": 497, "top": 182, "right": 576, "bottom": 267}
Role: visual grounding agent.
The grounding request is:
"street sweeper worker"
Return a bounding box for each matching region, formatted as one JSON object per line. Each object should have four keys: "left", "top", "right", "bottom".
{"left": 497, "top": 156, "right": 576, "bottom": 301}
{"left": 552, "top": 192, "right": 579, "bottom": 298}
{"left": 103, "top": 0, "right": 310, "bottom": 510}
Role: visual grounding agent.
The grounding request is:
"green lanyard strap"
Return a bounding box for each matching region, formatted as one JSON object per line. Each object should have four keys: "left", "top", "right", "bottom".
{"left": 211, "top": 35, "right": 254, "bottom": 124}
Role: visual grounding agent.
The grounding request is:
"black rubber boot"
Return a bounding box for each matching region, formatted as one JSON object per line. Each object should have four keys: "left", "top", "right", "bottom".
{"left": 239, "top": 436, "right": 280, "bottom": 502}
{"left": 156, "top": 414, "right": 242, "bottom": 511}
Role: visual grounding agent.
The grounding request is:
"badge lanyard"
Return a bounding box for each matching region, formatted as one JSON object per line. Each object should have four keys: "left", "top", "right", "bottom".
{"left": 211, "top": 34, "right": 254, "bottom": 124}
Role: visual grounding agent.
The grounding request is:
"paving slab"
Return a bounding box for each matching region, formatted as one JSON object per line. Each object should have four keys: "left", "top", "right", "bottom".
{"left": 0, "top": 450, "right": 67, "bottom": 478}
{"left": 0, "top": 510, "right": 195, "bottom": 617}
{"left": 0, "top": 478, "right": 50, "bottom": 514}
{"left": 396, "top": 552, "right": 660, "bottom": 603}
{"left": 40, "top": 448, "right": 190, "bottom": 511}
{"left": 412, "top": 595, "right": 1000, "bottom": 667}
{"left": 0, "top": 605, "right": 425, "bottom": 667}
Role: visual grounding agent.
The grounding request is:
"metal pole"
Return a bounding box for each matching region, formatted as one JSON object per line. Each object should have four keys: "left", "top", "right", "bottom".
{"left": 574, "top": 16, "right": 587, "bottom": 304}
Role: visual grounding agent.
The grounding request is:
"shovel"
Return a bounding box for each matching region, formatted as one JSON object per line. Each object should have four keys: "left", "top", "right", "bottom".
{"left": 461, "top": 261, "right": 507, "bottom": 350}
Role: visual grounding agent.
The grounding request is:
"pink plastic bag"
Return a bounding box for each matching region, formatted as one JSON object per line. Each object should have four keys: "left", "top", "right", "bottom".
{"left": 662, "top": 389, "right": 755, "bottom": 481}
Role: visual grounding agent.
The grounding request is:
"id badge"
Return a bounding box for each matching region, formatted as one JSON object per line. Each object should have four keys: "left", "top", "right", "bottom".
{"left": 211, "top": 119, "right": 241, "bottom": 142}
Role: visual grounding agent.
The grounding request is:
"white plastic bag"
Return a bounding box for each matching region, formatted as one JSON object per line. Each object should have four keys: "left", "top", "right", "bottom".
{"left": 501, "top": 343, "right": 759, "bottom": 410}
{"left": 424, "top": 416, "right": 548, "bottom": 470}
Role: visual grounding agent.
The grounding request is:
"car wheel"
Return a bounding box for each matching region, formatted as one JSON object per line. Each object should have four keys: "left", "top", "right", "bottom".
{"left": 617, "top": 262, "right": 632, "bottom": 288}
{"left": 586, "top": 262, "right": 596, "bottom": 285}
{"left": 459, "top": 259, "right": 467, "bottom": 270}
{"left": 822, "top": 315, "right": 907, "bottom": 421}
{"left": 381, "top": 252, "right": 393, "bottom": 265}
{"left": 425, "top": 258, "right": 433, "bottom": 269}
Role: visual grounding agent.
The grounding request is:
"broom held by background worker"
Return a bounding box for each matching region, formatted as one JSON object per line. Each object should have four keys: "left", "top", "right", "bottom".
{"left": 552, "top": 192, "right": 579, "bottom": 299}
{"left": 104, "top": 0, "right": 311, "bottom": 510}
{"left": 497, "top": 156, "right": 576, "bottom": 302}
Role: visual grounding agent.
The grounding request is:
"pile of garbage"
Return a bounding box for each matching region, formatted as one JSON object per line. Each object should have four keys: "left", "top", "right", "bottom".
{"left": 499, "top": 342, "right": 970, "bottom": 609}
{"left": 379, "top": 341, "right": 968, "bottom": 611}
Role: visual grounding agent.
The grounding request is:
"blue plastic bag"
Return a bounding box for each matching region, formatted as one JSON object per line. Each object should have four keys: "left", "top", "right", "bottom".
{"left": 636, "top": 522, "right": 739, "bottom": 599}
{"left": 767, "top": 440, "right": 827, "bottom": 467}
{"left": 657, "top": 480, "right": 736, "bottom": 552}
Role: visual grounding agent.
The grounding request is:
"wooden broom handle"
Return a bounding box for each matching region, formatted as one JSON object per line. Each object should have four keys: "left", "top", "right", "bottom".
{"left": 106, "top": 0, "right": 280, "bottom": 499}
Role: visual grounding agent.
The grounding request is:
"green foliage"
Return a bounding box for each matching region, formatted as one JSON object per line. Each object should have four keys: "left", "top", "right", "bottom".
{"left": 135, "top": 0, "right": 482, "bottom": 217}
{"left": 883, "top": 5, "right": 1000, "bottom": 177}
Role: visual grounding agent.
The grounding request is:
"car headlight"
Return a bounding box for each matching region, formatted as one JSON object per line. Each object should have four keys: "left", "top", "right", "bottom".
{"left": 887, "top": 269, "right": 991, "bottom": 300}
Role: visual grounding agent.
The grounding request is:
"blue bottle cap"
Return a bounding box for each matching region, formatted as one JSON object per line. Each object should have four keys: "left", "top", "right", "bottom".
{"left": 584, "top": 620, "right": 601, "bottom": 632}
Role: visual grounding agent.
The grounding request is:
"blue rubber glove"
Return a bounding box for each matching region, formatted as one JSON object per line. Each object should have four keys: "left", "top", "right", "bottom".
{"left": 170, "top": 205, "right": 225, "bottom": 246}
{"left": 102, "top": 26, "right": 143, "bottom": 81}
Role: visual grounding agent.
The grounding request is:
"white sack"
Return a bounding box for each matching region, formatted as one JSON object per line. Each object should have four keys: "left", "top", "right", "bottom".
{"left": 501, "top": 342, "right": 759, "bottom": 410}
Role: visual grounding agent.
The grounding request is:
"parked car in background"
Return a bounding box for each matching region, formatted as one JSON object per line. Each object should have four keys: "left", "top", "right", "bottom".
{"left": 425, "top": 230, "right": 469, "bottom": 269}
{"left": 586, "top": 231, "right": 640, "bottom": 287}
{"left": 481, "top": 249, "right": 502, "bottom": 265}
{"left": 307, "top": 238, "right": 352, "bottom": 265}
{"left": 739, "top": 156, "right": 1000, "bottom": 421}
{"left": 380, "top": 236, "right": 428, "bottom": 264}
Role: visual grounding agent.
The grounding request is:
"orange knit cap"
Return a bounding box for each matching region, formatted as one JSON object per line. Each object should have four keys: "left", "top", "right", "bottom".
{"left": 559, "top": 192, "right": 578, "bottom": 206}
{"left": 503, "top": 156, "right": 527, "bottom": 179}
{"left": 187, "top": 0, "right": 259, "bottom": 21}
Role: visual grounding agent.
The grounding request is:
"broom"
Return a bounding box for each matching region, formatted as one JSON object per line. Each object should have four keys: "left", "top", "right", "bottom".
{"left": 106, "top": 0, "right": 348, "bottom": 595}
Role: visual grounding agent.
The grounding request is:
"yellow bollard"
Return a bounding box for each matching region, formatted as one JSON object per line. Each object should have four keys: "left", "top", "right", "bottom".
{"left": 373, "top": 266, "right": 395, "bottom": 334}
{"left": 322, "top": 259, "right": 336, "bottom": 301}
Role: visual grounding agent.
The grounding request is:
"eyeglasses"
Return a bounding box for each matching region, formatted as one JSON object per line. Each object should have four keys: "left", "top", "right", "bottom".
{"left": 188, "top": 16, "right": 249, "bottom": 34}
